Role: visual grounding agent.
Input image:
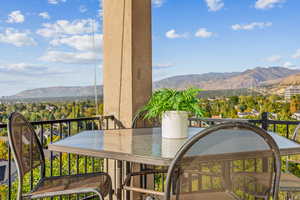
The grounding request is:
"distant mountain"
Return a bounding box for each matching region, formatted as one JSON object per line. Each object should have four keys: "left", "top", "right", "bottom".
{"left": 260, "top": 72, "right": 300, "bottom": 95}
{"left": 155, "top": 67, "right": 300, "bottom": 90}
{"left": 10, "top": 86, "right": 103, "bottom": 99}
{"left": 7, "top": 66, "right": 300, "bottom": 99}
{"left": 279, "top": 72, "right": 300, "bottom": 86}
{"left": 153, "top": 72, "right": 240, "bottom": 89}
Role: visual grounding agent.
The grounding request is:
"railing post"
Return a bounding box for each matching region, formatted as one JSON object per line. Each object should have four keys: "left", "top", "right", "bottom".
{"left": 8, "top": 145, "right": 11, "bottom": 200}
{"left": 261, "top": 112, "right": 269, "bottom": 131}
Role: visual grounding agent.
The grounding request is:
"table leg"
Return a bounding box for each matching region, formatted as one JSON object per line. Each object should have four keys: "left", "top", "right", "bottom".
{"left": 117, "top": 160, "right": 123, "bottom": 200}
{"left": 125, "top": 162, "right": 131, "bottom": 200}
{"left": 223, "top": 161, "right": 232, "bottom": 191}
{"left": 262, "top": 157, "right": 269, "bottom": 172}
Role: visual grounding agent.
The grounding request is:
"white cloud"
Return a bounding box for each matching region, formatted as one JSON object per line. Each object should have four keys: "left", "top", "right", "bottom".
{"left": 48, "top": 0, "right": 66, "bottom": 5}
{"left": 152, "top": 0, "right": 165, "bottom": 7}
{"left": 6, "top": 10, "right": 25, "bottom": 24}
{"left": 195, "top": 28, "right": 214, "bottom": 38}
{"left": 40, "top": 51, "right": 101, "bottom": 64}
{"left": 204, "top": 0, "right": 224, "bottom": 12}
{"left": 283, "top": 62, "right": 296, "bottom": 68}
{"left": 165, "top": 29, "right": 188, "bottom": 39}
{"left": 153, "top": 63, "right": 173, "bottom": 69}
{"left": 292, "top": 49, "right": 300, "bottom": 59}
{"left": 0, "top": 28, "right": 36, "bottom": 47}
{"left": 39, "top": 12, "right": 50, "bottom": 19}
{"left": 0, "top": 63, "right": 44, "bottom": 72}
{"left": 79, "top": 5, "right": 88, "bottom": 13}
{"left": 266, "top": 55, "right": 282, "bottom": 62}
{"left": 255, "top": 0, "right": 285, "bottom": 10}
{"left": 50, "top": 34, "right": 103, "bottom": 51}
{"left": 37, "top": 19, "right": 98, "bottom": 38}
{"left": 0, "top": 62, "right": 69, "bottom": 76}
{"left": 232, "top": 22, "right": 272, "bottom": 31}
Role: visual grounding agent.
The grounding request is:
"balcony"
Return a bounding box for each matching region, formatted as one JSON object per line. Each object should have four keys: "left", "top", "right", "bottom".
{"left": 0, "top": 113, "right": 299, "bottom": 200}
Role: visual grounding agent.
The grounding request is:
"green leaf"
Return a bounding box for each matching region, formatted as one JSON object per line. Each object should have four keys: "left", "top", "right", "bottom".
{"left": 139, "top": 87, "right": 205, "bottom": 120}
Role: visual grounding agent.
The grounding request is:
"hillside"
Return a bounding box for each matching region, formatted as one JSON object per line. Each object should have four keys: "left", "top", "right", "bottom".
{"left": 280, "top": 73, "right": 300, "bottom": 85}
{"left": 7, "top": 66, "right": 300, "bottom": 99}
{"left": 155, "top": 66, "right": 300, "bottom": 90}
{"left": 260, "top": 72, "right": 300, "bottom": 95}
{"left": 10, "top": 86, "right": 103, "bottom": 99}
{"left": 153, "top": 72, "right": 239, "bottom": 89}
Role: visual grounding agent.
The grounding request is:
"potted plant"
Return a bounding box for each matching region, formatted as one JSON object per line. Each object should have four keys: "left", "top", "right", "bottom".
{"left": 140, "top": 88, "right": 204, "bottom": 139}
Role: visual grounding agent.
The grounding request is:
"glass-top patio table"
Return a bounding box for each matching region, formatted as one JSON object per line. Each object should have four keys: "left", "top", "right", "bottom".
{"left": 48, "top": 127, "right": 300, "bottom": 200}
{"left": 48, "top": 127, "right": 300, "bottom": 166}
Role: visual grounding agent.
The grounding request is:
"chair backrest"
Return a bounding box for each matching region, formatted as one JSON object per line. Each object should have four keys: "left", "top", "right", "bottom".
{"left": 292, "top": 123, "right": 300, "bottom": 142}
{"left": 7, "top": 112, "right": 45, "bottom": 183}
{"left": 132, "top": 111, "right": 161, "bottom": 128}
{"left": 164, "top": 122, "right": 281, "bottom": 200}
{"left": 286, "top": 123, "right": 300, "bottom": 167}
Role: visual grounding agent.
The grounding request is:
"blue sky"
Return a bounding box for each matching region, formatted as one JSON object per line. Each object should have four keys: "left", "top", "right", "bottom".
{"left": 0, "top": 0, "right": 300, "bottom": 96}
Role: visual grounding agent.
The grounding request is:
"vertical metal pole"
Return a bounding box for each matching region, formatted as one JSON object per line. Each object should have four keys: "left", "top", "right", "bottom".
{"left": 92, "top": 121, "right": 95, "bottom": 172}
{"left": 125, "top": 162, "right": 131, "bottom": 200}
{"left": 68, "top": 121, "right": 71, "bottom": 175}
{"left": 50, "top": 123, "right": 54, "bottom": 177}
{"left": 117, "top": 160, "right": 123, "bottom": 200}
{"left": 261, "top": 112, "right": 269, "bottom": 131}
{"left": 8, "top": 146, "right": 12, "bottom": 200}
{"left": 59, "top": 123, "right": 63, "bottom": 176}
{"left": 30, "top": 129, "right": 33, "bottom": 190}
{"left": 76, "top": 122, "right": 80, "bottom": 177}
{"left": 40, "top": 124, "right": 44, "bottom": 146}
{"left": 84, "top": 121, "right": 88, "bottom": 174}
{"left": 223, "top": 161, "right": 232, "bottom": 191}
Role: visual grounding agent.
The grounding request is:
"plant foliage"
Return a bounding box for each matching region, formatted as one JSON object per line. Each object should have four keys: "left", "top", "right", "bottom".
{"left": 140, "top": 88, "right": 205, "bottom": 119}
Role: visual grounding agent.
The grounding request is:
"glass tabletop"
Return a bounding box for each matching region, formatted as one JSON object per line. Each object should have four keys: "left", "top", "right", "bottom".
{"left": 49, "top": 128, "right": 300, "bottom": 166}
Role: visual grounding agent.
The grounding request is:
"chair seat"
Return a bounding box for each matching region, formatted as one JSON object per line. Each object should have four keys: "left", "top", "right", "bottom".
{"left": 171, "top": 191, "right": 236, "bottom": 200}
{"left": 233, "top": 172, "right": 300, "bottom": 191}
{"left": 280, "top": 173, "right": 300, "bottom": 191}
{"left": 26, "top": 172, "right": 111, "bottom": 199}
{"left": 232, "top": 172, "right": 271, "bottom": 186}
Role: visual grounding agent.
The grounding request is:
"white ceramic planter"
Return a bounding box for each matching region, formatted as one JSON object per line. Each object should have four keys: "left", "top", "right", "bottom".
{"left": 162, "top": 138, "right": 186, "bottom": 158}
{"left": 162, "top": 111, "right": 188, "bottom": 139}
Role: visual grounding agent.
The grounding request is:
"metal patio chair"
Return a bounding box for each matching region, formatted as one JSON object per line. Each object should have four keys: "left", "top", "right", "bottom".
{"left": 8, "top": 112, "right": 113, "bottom": 200}
{"left": 123, "top": 112, "right": 166, "bottom": 199}
{"left": 164, "top": 122, "right": 282, "bottom": 200}
{"left": 132, "top": 110, "right": 161, "bottom": 129}
{"left": 279, "top": 123, "right": 300, "bottom": 199}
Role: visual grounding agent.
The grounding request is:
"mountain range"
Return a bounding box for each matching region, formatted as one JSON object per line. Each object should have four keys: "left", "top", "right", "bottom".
{"left": 10, "top": 86, "right": 103, "bottom": 99}
{"left": 154, "top": 66, "right": 300, "bottom": 90}
{"left": 7, "top": 66, "right": 300, "bottom": 99}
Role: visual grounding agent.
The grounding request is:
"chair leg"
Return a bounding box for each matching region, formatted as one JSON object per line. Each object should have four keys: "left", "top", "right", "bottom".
{"left": 82, "top": 191, "right": 104, "bottom": 200}
{"left": 95, "top": 192, "right": 104, "bottom": 200}
{"left": 82, "top": 195, "right": 97, "bottom": 200}
{"left": 290, "top": 192, "right": 296, "bottom": 200}
{"left": 286, "top": 192, "right": 292, "bottom": 200}
{"left": 109, "top": 190, "right": 113, "bottom": 200}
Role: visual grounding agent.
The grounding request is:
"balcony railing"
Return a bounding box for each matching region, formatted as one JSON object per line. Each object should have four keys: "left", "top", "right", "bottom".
{"left": 0, "top": 112, "right": 299, "bottom": 199}
{"left": 0, "top": 115, "right": 121, "bottom": 199}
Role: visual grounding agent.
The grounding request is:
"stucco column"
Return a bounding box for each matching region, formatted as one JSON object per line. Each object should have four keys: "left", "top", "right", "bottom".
{"left": 103, "top": 0, "right": 152, "bottom": 199}
{"left": 103, "top": 0, "right": 152, "bottom": 128}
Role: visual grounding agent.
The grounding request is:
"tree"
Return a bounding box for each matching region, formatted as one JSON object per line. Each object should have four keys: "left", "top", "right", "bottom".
{"left": 229, "top": 96, "right": 239, "bottom": 105}
{"left": 290, "top": 96, "right": 300, "bottom": 113}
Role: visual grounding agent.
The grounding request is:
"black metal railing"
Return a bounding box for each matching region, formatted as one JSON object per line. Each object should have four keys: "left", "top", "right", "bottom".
{"left": 0, "top": 115, "right": 122, "bottom": 199}
{"left": 0, "top": 112, "right": 300, "bottom": 199}
{"left": 190, "top": 112, "right": 300, "bottom": 139}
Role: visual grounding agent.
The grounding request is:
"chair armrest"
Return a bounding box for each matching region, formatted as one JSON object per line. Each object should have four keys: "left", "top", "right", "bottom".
{"left": 122, "top": 169, "right": 168, "bottom": 187}
{"left": 287, "top": 159, "right": 300, "bottom": 164}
